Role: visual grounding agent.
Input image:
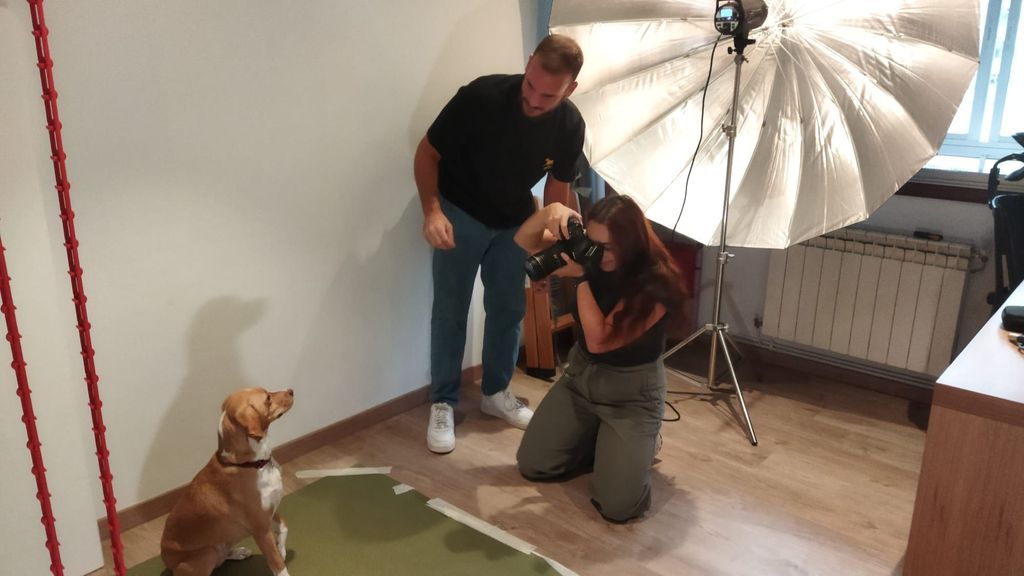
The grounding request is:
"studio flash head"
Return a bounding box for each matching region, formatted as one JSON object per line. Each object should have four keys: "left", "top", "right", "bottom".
{"left": 714, "top": 0, "right": 768, "bottom": 37}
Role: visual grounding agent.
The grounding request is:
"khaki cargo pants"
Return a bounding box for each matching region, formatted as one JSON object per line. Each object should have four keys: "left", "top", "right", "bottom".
{"left": 517, "top": 344, "right": 665, "bottom": 522}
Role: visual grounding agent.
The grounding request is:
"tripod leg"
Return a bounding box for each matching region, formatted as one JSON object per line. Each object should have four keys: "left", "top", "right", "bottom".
{"left": 718, "top": 330, "right": 757, "bottom": 446}
{"left": 723, "top": 331, "right": 745, "bottom": 364}
{"left": 662, "top": 325, "right": 708, "bottom": 360}
{"left": 662, "top": 326, "right": 712, "bottom": 388}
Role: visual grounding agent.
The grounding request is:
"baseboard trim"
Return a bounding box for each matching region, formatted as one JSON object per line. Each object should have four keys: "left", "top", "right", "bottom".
{"left": 272, "top": 384, "right": 430, "bottom": 466}
{"left": 739, "top": 340, "right": 934, "bottom": 404}
{"left": 98, "top": 365, "right": 482, "bottom": 539}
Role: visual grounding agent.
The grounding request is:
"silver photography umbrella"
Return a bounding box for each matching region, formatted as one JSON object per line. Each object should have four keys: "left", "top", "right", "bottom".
{"left": 550, "top": 0, "right": 981, "bottom": 248}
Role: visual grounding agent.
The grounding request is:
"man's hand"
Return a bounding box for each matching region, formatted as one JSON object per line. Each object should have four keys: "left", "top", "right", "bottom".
{"left": 423, "top": 210, "right": 455, "bottom": 249}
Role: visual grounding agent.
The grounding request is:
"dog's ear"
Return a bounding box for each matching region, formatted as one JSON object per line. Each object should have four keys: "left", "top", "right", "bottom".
{"left": 233, "top": 403, "right": 266, "bottom": 441}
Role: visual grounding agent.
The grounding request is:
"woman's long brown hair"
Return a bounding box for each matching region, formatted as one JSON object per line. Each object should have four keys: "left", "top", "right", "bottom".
{"left": 587, "top": 195, "right": 687, "bottom": 340}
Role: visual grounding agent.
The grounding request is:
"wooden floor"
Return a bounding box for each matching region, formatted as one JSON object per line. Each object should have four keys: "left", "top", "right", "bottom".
{"left": 89, "top": 355, "right": 925, "bottom": 576}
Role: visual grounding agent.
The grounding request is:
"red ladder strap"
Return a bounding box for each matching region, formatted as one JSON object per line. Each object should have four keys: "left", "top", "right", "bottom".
{"left": 25, "top": 1, "right": 126, "bottom": 573}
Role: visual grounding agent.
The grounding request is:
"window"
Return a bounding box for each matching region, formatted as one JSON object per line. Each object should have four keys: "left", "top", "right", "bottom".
{"left": 925, "top": 0, "right": 1023, "bottom": 176}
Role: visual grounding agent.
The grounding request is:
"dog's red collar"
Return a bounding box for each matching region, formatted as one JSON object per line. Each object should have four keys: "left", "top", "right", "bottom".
{"left": 235, "top": 459, "right": 271, "bottom": 469}
{"left": 219, "top": 457, "right": 272, "bottom": 469}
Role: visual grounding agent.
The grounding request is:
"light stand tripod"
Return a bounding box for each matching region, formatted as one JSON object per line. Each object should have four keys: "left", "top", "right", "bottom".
{"left": 661, "top": 4, "right": 764, "bottom": 446}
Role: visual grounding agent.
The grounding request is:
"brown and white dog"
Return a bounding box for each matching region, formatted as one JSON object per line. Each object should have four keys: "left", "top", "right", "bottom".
{"left": 161, "top": 387, "right": 295, "bottom": 576}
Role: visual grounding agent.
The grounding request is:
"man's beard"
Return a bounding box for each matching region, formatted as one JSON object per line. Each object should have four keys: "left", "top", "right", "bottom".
{"left": 521, "top": 98, "right": 555, "bottom": 118}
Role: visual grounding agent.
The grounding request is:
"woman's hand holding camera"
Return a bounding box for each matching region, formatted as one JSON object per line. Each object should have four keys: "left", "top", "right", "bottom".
{"left": 553, "top": 253, "right": 586, "bottom": 278}
{"left": 543, "top": 203, "right": 581, "bottom": 240}
{"left": 519, "top": 201, "right": 602, "bottom": 282}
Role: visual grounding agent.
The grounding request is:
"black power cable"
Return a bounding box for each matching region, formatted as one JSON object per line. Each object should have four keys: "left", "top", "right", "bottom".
{"left": 664, "top": 35, "right": 724, "bottom": 423}
{"left": 672, "top": 35, "right": 724, "bottom": 244}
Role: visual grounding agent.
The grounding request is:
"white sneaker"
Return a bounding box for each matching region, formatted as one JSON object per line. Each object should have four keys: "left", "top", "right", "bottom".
{"left": 480, "top": 389, "right": 533, "bottom": 430}
{"left": 427, "top": 403, "right": 455, "bottom": 454}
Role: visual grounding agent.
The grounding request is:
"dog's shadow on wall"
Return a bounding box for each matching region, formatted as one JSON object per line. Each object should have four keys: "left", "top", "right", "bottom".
{"left": 138, "top": 296, "right": 267, "bottom": 500}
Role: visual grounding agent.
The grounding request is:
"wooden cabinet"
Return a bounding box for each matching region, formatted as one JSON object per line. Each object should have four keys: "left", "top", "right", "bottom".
{"left": 522, "top": 278, "right": 574, "bottom": 378}
{"left": 903, "top": 282, "right": 1024, "bottom": 575}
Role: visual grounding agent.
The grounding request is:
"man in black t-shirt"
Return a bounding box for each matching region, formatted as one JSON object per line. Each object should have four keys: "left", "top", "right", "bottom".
{"left": 414, "top": 35, "right": 585, "bottom": 454}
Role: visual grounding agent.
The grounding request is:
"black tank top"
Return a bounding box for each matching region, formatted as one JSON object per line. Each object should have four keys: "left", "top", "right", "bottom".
{"left": 570, "top": 272, "right": 667, "bottom": 367}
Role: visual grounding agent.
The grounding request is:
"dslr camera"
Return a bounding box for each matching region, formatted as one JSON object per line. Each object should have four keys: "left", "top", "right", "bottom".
{"left": 524, "top": 217, "right": 604, "bottom": 281}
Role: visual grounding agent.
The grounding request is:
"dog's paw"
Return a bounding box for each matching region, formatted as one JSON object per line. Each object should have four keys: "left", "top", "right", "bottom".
{"left": 226, "top": 547, "right": 253, "bottom": 561}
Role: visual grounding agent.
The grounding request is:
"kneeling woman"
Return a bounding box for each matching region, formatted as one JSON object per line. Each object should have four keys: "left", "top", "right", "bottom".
{"left": 514, "top": 195, "right": 685, "bottom": 523}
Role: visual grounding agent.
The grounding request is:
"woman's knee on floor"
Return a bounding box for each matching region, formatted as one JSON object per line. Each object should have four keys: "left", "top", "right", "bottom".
{"left": 516, "top": 443, "right": 574, "bottom": 481}
{"left": 590, "top": 478, "right": 652, "bottom": 523}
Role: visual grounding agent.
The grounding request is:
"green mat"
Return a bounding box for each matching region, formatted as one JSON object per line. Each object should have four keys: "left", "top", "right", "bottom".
{"left": 127, "top": 474, "right": 562, "bottom": 576}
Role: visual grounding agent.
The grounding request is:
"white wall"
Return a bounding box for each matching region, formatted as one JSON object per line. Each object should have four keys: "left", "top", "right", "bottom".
{"left": 0, "top": 2, "right": 537, "bottom": 574}
{"left": 697, "top": 194, "right": 995, "bottom": 359}
{"left": 0, "top": 6, "right": 108, "bottom": 574}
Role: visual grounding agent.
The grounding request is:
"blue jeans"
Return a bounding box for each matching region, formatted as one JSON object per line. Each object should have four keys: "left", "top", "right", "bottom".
{"left": 430, "top": 199, "right": 527, "bottom": 406}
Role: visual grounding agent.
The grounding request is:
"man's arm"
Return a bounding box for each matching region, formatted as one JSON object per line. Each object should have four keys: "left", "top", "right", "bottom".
{"left": 414, "top": 136, "right": 455, "bottom": 249}
{"left": 543, "top": 176, "right": 577, "bottom": 210}
{"left": 545, "top": 114, "right": 583, "bottom": 209}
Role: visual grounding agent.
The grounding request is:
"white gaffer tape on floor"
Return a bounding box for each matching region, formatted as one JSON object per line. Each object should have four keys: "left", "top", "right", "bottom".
{"left": 424, "top": 498, "right": 578, "bottom": 575}
{"left": 294, "top": 466, "right": 393, "bottom": 479}
{"left": 392, "top": 483, "right": 415, "bottom": 495}
{"left": 425, "top": 498, "right": 537, "bottom": 555}
{"left": 532, "top": 551, "right": 579, "bottom": 576}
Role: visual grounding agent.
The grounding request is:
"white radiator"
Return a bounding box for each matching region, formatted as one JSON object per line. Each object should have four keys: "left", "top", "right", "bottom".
{"left": 761, "top": 229, "right": 970, "bottom": 378}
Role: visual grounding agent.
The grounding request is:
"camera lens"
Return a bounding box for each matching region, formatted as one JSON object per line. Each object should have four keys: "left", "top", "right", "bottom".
{"left": 524, "top": 248, "right": 567, "bottom": 281}
{"left": 524, "top": 256, "right": 547, "bottom": 281}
